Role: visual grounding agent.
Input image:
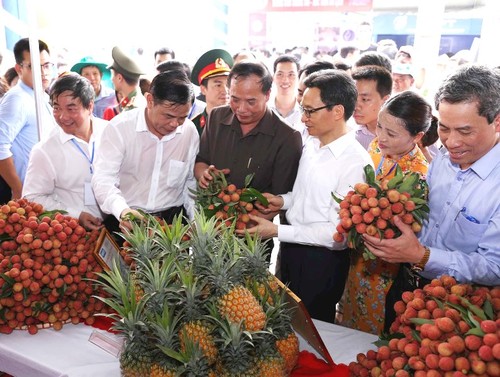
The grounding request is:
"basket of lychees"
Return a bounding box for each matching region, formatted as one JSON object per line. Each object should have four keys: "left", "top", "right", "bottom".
{"left": 332, "top": 164, "right": 429, "bottom": 260}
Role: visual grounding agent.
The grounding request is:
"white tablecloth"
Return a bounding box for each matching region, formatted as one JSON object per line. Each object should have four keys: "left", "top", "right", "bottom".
{"left": 0, "top": 325, "right": 121, "bottom": 377}
{"left": 0, "top": 320, "right": 378, "bottom": 376}
{"left": 299, "top": 319, "right": 378, "bottom": 366}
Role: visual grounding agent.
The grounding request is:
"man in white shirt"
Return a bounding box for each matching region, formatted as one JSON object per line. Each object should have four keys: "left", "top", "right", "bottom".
{"left": 23, "top": 74, "right": 106, "bottom": 230}
{"left": 92, "top": 70, "right": 199, "bottom": 238}
{"left": 268, "top": 54, "right": 303, "bottom": 138}
{"left": 239, "top": 69, "right": 373, "bottom": 323}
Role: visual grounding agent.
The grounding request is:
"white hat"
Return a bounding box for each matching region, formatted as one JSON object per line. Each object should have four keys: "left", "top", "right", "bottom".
{"left": 392, "top": 63, "right": 414, "bottom": 76}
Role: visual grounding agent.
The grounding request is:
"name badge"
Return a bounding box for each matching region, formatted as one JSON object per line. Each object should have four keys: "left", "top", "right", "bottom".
{"left": 84, "top": 181, "right": 98, "bottom": 206}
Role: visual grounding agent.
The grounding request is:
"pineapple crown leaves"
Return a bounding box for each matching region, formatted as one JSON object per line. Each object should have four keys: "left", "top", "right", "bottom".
{"left": 189, "top": 208, "right": 224, "bottom": 257}
{"left": 208, "top": 303, "right": 255, "bottom": 350}
{"left": 236, "top": 233, "right": 272, "bottom": 281}
{"left": 91, "top": 259, "right": 148, "bottom": 318}
{"left": 173, "top": 265, "right": 210, "bottom": 321}
{"left": 262, "top": 288, "right": 295, "bottom": 336}
{"left": 134, "top": 254, "right": 178, "bottom": 299}
{"left": 120, "top": 215, "right": 161, "bottom": 260}
{"left": 199, "top": 246, "right": 245, "bottom": 296}
{"left": 151, "top": 213, "right": 191, "bottom": 256}
{"left": 91, "top": 263, "right": 150, "bottom": 338}
{"left": 148, "top": 305, "right": 182, "bottom": 349}
{"left": 158, "top": 329, "right": 210, "bottom": 375}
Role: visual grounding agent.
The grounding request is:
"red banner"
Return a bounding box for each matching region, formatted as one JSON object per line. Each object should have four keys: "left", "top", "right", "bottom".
{"left": 265, "top": 0, "right": 373, "bottom": 12}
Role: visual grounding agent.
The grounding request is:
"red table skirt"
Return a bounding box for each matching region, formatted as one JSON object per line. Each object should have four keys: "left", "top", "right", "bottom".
{"left": 291, "top": 351, "right": 349, "bottom": 377}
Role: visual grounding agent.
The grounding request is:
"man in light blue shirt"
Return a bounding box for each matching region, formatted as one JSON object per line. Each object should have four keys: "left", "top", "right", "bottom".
{"left": 364, "top": 65, "right": 500, "bottom": 329}
{"left": 0, "top": 38, "right": 55, "bottom": 202}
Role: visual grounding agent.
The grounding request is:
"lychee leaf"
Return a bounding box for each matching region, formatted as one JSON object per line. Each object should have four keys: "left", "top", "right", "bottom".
{"left": 465, "top": 326, "right": 485, "bottom": 337}
{"left": 483, "top": 299, "right": 494, "bottom": 320}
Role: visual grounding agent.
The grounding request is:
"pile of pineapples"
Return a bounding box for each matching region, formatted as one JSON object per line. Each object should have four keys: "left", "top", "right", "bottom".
{"left": 94, "top": 210, "right": 300, "bottom": 377}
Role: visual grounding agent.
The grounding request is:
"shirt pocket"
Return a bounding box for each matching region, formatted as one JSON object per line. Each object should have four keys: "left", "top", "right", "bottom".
{"left": 166, "top": 160, "right": 188, "bottom": 188}
{"left": 445, "top": 212, "right": 488, "bottom": 252}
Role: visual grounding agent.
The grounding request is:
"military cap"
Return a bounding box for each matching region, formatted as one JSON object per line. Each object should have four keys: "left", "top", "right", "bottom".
{"left": 107, "top": 46, "right": 145, "bottom": 79}
{"left": 191, "top": 49, "right": 233, "bottom": 86}
{"left": 71, "top": 56, "right": 111, "bottom": 82}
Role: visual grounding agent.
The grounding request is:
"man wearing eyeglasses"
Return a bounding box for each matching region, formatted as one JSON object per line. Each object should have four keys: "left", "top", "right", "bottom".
{"left": 239, "top": 69, "right": 372, "bottom": 323}
{"left": 0, "top": 38, "right": 56, "bottom": 203}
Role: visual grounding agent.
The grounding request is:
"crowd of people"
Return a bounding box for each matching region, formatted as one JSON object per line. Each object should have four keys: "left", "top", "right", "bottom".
{"left": 0, "top": 35, "right": 499, "bottom": 337}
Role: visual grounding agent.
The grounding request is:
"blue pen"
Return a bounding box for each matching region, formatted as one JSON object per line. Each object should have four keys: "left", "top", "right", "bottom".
{"left": 459, "top": 207, "right": 480, "bottom": 224}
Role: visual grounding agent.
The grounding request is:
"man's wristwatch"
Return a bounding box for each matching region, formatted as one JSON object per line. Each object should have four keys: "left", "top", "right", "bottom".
{"left": 411, "top": 246, "right": 430, "bottom": 273}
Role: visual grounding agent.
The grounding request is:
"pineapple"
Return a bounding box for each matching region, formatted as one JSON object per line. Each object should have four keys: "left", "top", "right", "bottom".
{"left": 157, "top": 329, "right": 213, "bottom": 377}
{"left": 201, "top": 239, "right": 266, "bottom": 332}
{"left": 174, "top": 267, "right": 217, "bottom": 365}
{"left": 91, "top": 209, "right": 301, "bottom": 377}
{"left": 252, "top": 328, "right": 286, "bottom": 377}
{"left": 179, "top": 320, "right": 217, "bottom": 365}
{"left": 265, "top": 288, "right": 300, "bottom": 374}
{"left": 254, "top": 355, "right": 286, "bottom": 377}
{"left": 276, "top": 332, "right": 300, "bottom": 375}
{"left": 209, "top": 306, "right": 259, "bottom": 377}
{"left": 93, "top": 260, "right": 154, "bottom": 376}
{"left": 218, "top": 285, "right": 266, "bottom": 332}
{"left": 120, "top": 344, "right": 154, "bottom": 377}
{"left": 130, "top": 271, "right": 145, "bottom": 301}
{"left": 149, "top": 306, "right": 182, "bottom": 377}
{"left": 150, "top": 364, "right": 179, "bottom": 377}
{"left": 238, "top": 232, "right": 279, "bottom": 304}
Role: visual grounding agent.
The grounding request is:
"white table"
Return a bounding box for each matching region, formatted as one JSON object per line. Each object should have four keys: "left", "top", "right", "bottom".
{"left": 0, "top": 320, "right": 377, "bottom": 377}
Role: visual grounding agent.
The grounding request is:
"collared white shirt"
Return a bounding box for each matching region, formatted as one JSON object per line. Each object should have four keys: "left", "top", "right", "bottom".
{"left": 92, "top": 108, "right": 199, "bottom": 220}
{"left": 278, "top": 131, "right": 373, "bottom": 249}
{"left": 269, "top": 98, "right": 309, "bottom": 145}
{"left": 22, "top": 117, "right": 107, "bottom": 219}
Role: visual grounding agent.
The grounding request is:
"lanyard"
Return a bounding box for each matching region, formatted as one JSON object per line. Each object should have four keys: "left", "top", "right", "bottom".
{"left": 71, "top": 139, "right": 95, "bottom": 174}
{"left": 188, "top": 103, "right": 196, "bottom": 119}
{"left": 376, "top": 155, "right": 398, "bottom": 179}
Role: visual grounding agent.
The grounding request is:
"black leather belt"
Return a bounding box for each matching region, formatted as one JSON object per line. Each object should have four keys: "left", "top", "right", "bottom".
{"left": 148, "top": 205, "right": 185, "bottom": 224}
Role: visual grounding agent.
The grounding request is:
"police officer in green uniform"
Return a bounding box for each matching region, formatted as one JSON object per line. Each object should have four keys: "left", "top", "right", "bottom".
{"left": 104, "top": 46, "right": 146, "bottom": 120}
{"left": 190, "top": 49, "right": 233, "bottom": 135}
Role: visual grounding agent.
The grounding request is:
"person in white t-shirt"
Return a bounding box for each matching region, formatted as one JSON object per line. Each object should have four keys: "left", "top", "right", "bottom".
{"left": 23, "top": 74, "right": 107, "bottom": 230}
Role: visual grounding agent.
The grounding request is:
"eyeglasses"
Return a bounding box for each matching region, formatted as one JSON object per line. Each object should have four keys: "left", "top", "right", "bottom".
{"left": 299, "top": 104, "right": 332, "bottom": 118}
{"left": 19, "top": 62, "right": 54, "bottom": 71}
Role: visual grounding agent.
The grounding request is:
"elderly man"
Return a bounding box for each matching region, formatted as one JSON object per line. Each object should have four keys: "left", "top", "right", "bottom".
{"left": 195, "top": 61, "right": 302, "bottom": 262}
{"left": 391, "top": 62, "right": 415, "bottom": 95}
{"left": 195, "top": 60, "right": 302, "bottom": 195}
{"left": 23, "top": 74, "right": 107, "bottom": 230}
{"left": 363, "top": 65, "right": 500, "bottom": 331}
